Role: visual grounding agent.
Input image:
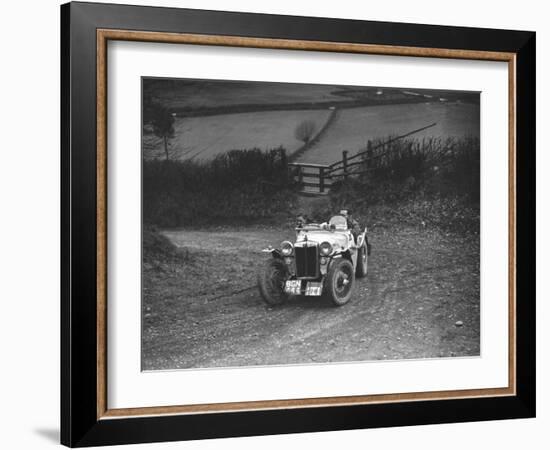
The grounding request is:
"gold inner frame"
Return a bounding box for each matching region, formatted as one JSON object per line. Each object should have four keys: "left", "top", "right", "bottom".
{"left": 96, "top": 29, "right": 517, "bottom": 420}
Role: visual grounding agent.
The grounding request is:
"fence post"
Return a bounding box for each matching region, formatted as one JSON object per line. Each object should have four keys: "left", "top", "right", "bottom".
{"left": 319, "top": 167, "right": 325, "bottom": 193}
{"left": 342, "top": 150, "right": 348, "bottom": 180}
{"left": 365, "top": 140, "right": 373, "bottom": 179}
{"left": 279, "top": 148, "right": 288, "bottom": 183}
{"left": 298, "top": 166, "right": 303, "bottom": 187}
{"left": 280, "top": 147, "right": 287, "bottom": 167}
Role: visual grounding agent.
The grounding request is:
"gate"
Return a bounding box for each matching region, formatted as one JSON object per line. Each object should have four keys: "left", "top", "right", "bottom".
{"left": 288, "top": 163, "right": 331, "bottom": 195}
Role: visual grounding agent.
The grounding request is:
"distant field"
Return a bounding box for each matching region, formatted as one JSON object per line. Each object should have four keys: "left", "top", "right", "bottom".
{"left": 145, "top": 79, "right": 344, "bottom": 111}
{"left": 143, "top": 109, "right": 332, "bottom": 161}
{"left": 295, "top": 102, "right": 480, "bottom": 165}
{"left": 143, "top": 95, "right": 480, "bottom": 163}
{"left": 144, "top": 78, "right": 479, "bottom": 117}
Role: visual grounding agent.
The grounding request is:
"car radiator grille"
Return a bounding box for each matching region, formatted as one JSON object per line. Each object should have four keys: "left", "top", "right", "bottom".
{"left": 295, "top": 244, "right": 318, "bottom": 278}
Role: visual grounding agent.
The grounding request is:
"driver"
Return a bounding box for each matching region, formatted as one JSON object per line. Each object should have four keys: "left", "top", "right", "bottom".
{"left": 296, "top": 214, "right": 309, "bottom": 228}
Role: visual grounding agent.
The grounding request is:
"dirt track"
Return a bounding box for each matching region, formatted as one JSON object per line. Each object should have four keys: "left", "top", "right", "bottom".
{"left": 142, "top": 225, "right": 479, "bottom": 370}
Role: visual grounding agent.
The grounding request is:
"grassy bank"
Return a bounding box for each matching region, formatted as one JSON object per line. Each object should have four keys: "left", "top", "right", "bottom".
{"left": 143, "top": 136, "right": 479, "bottom": 233}
{"left": 143, "top": 147, "right": 297, "bottom": 227}
{"left": 315, "top": 137, "right": 480, "bottom": 233}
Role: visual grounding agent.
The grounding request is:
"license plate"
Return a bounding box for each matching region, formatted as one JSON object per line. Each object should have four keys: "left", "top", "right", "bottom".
{"left": 305, "top": 282, "right": 323, "bottom": 296}
{"left": 284, "top": 280, "right": 302, "bottom": 295}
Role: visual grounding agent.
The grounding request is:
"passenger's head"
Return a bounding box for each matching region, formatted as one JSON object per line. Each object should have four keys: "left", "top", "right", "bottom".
{"left": 339, "top": 209, "right": 351, "bottom": 217}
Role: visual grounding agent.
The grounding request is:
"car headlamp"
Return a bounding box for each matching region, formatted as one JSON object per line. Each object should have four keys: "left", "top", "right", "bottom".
{"left": 319, "top": 241, "right": 332, "bottom": 256}
{"left": 281, "top": 241, "right": 294, "bottom": 256}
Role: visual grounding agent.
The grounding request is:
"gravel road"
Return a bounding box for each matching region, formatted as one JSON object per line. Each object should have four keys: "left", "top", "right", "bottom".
{"left": 142, "top": 226, "right": 479, "bottom": 370}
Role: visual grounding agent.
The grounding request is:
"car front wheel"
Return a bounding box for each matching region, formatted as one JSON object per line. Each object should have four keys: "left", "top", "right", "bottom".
{"left": 257, "top": 258, "right": 289, "bottom": 306}
{"left": 325, "top": 258, "right": 355, "bottom": 306}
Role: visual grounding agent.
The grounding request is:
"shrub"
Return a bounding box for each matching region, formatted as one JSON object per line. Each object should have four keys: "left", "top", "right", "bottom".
{"left": 143, "top": 147, "right": 296, "bottom": 227}
{"left": 327, "top": 136, "right": 480, "bottom": 232}
{"left": 294, "top": 120, "right": 316, "bottom": 144}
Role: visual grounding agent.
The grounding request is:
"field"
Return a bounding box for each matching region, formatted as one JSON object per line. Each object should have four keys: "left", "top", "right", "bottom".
{"left": 143, "top": 109, "right": 331, "bottom": 160}
{"left": 296, "top": 102, "right": 480, "bottom": 164}
{"left": 144, "top": 100, "right": 478, "bottom": 163}
{"left": 144, "top": 79, "right": 477, "bottom": 114}
{"left": 144, "top": 79, "right": 345, "bottom": 111}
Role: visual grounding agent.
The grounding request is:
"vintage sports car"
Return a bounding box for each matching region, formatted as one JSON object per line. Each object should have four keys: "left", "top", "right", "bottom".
{"left": 258, "top": 213, "right": 371, "bottom": 306}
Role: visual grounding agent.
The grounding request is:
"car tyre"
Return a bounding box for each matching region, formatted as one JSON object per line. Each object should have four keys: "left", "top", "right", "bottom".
{"left": 258, "top": 258, "right": 289, "bottom": 306}
{"left": 325, "top": 258, "right": 355, "bottom": 306}
{"left": 356, "top": 241, "right": 368, "bottom": 278}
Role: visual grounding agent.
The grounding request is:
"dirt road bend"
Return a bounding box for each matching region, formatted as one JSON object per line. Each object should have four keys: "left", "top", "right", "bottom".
{"left": 142, "top": 226, "right": 479, "bottom": 370}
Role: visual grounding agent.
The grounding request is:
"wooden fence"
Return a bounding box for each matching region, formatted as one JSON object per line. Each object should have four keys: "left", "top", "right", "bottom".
{"left": 288, "top": 163, "right": 331, "bottom": 195}
{"left": 289, "top": 122, "right": 437, "bottom": 195}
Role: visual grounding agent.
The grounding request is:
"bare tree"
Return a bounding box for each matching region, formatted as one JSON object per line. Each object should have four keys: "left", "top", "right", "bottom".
{"left": 149, "top": 102, "right": 175, "bottom": 160}
{"left": 294, "top": 120, "right": 316, "bottom": 144}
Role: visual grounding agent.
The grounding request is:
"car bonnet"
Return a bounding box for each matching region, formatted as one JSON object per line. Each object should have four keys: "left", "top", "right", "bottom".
{"left": 295, "top": 230, "right": 349, "bottom": 250}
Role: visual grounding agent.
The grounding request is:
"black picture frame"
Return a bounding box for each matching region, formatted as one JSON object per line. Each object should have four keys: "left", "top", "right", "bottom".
{"left": 61, "top": 1, "right": 535, "bottom": 447}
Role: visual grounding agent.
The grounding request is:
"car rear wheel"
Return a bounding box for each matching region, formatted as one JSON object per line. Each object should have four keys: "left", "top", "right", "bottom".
{"left": 325, "top": 258, "right": 355, "bottom": 306}
{"left": 257, "top": 258, "right": 289, "bottom": 306}
{"left": 356, "top": 242, "right": 368, "bottom": 278}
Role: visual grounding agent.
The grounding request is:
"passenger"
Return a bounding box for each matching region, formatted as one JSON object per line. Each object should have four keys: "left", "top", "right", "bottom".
{"left": 340, "top": 209, "right": 361, "bottom": 243}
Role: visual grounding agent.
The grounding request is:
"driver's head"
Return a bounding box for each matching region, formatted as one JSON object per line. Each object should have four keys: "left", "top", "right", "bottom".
{"left": 339, "top": 209, "right": 350, "bottom": 217}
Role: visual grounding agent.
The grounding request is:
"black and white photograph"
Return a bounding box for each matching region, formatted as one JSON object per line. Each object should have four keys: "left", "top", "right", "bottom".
{"left": 141, "top": 77, "right": 481, "bottom": 371}
{"left": 0, "top": 0, "right": 542, "bottom": 447}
